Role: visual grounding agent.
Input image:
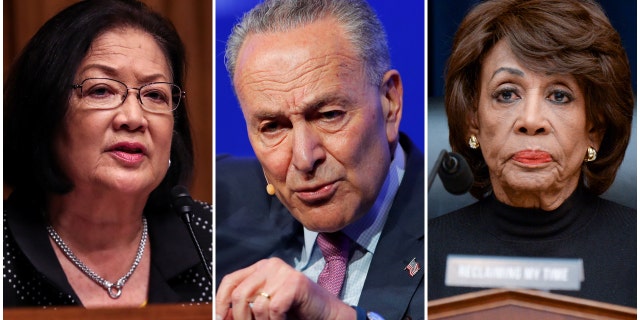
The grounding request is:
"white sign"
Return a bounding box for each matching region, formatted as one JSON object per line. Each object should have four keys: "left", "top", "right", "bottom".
{"left": 445, "top": 255, "right": 583, "bottom": 291}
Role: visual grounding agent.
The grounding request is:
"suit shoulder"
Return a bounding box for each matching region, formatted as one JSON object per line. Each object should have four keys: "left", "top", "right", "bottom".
{"left": 216, "top": 156, "right": 265, "bottom": 187}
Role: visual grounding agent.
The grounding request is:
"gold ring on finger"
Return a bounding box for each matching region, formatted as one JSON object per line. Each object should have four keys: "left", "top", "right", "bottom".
{"left": 259, "top": 291, "right": 271, "bottom": 300}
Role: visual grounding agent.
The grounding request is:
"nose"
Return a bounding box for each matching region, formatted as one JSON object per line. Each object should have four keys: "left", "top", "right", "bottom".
{"left": 112, "top": 89, "right": 148, "bottom": 132}
{"left": 516, "top": 95, "right": 549, "bottom": 135}
{"left": 290, "top": 123, "right": 325, "bottom": 174}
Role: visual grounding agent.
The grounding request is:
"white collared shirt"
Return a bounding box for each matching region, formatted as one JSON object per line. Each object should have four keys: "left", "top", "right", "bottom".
{"left": 294, "top": 144, "right": 406, "bottom": 305}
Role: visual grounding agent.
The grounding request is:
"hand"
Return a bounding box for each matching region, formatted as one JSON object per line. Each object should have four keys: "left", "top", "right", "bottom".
{"left": 216, "top": 257, "right": 356, "bottom": 320}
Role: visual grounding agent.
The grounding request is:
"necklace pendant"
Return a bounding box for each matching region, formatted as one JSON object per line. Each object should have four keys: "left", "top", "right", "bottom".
{"left": 108, "top": 283, "right": 123, "bottom": 299}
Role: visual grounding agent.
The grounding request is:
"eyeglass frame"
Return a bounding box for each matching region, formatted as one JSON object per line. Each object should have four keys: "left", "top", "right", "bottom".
{"left": 71, "top": 77, "right": 186, "bottom": 113}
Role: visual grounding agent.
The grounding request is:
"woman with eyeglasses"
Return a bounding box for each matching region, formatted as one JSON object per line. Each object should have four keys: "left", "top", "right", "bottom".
{"left": 4, "top": 0, "right": 211, "bottom": 308}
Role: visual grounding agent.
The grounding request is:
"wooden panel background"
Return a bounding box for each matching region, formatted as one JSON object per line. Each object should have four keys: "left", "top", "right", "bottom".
{"left": 3, "top": 0, "right": 213, "bottom": 203}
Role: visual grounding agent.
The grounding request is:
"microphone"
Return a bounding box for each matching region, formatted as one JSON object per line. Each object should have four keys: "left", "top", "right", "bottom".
{"left": 428, "top": 150, "right": 473, "bottom": 195}
{"left": 171, "top": 185, "right": 212, "bottom": 281}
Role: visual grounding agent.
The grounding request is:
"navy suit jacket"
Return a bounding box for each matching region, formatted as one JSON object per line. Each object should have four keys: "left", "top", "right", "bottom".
{"left": 216, "top": 134, "right": 424, "bottom": 320}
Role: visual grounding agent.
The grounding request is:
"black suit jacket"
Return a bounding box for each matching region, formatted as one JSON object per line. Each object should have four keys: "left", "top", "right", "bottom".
{"left": 216, "top": 133, "right": 424, "bottom": 319}
{"left": 3, "top": 190, "right": 213, "bottom": 307}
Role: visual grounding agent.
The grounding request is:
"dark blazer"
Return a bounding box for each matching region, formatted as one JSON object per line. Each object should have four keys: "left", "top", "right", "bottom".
{"left": 3, "top": 189, "right": 213, "bottom": 307}
{"left": 216, "top": 133, "right": 424, "bottom": 320}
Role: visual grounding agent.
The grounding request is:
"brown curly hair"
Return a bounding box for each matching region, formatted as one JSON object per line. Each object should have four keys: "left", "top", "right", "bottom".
{"left": 445, "top": 0, "right": 634, "bottom": 199}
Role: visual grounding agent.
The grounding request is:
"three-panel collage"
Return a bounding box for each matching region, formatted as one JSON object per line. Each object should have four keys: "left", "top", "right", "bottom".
{"left": 3, "top": 0, "right": 636, "bottom": 319}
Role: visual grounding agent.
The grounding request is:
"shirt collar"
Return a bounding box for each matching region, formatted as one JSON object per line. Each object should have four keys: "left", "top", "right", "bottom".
{"left": 302, "top": 144, "right": 406, "bottom": 258}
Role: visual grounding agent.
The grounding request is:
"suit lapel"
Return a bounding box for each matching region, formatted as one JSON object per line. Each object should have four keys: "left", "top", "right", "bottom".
{"left": 358, "top": 135, "right": 425, "bottom": 319}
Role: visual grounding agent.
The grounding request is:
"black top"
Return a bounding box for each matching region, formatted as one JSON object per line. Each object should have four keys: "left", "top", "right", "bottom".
{"left": 3, "top": 190, "right": 213, "bottom": 307}
{"left": 428, "top": 186, "right": 636, "bottom": 307}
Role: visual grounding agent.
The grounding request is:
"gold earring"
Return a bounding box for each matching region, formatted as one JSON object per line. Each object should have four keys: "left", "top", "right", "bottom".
{"left": 468, "top": 135, "right": 479, "bottom": 149}
{"left": 584, "top": 146, "right": 597, "bottom": 162}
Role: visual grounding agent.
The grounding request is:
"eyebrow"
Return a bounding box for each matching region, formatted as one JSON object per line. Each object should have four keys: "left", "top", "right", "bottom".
{"left": 78, "top": 64, "right": 119, "bottom": 78}
{"left": 491, "top": 67, "right": 525, "bottom": 80}
{"left": 252, "top": 93, "right": 353, "bottom": 120}
{"left": 78, "top": 63, "right": 169, "bottom": 83}
{"left": 307, "top": 93, "right": 353, "bottom": 112}
{"left": 253, "top": 109, "right": 281, "bottom": 121}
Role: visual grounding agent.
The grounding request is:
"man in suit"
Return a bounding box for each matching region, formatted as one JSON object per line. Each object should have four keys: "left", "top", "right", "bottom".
{"left": 215, "top": 0, "right": 424, "bottom": 319}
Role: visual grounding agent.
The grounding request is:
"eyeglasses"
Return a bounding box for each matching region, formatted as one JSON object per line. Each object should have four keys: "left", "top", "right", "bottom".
{"left": 71, "top": 78, "right": 185, "bottom": 114}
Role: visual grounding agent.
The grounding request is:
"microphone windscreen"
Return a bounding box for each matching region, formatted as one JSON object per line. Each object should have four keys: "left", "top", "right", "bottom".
{"left": 171, "top": 185, "right": 194, "bottom": 216}
{"left": 438, "top": 152, "right": 474, "bottom": 195}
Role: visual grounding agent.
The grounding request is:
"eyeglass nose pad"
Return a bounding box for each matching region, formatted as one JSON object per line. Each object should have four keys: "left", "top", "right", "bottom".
{"left": 121, "top": 88, "right": 144, "bottom": 108}
{"left": 134, "top": 90, "right": 145, "bottom": 107}
{"left": 120, "top": 92, "right": 129, "bottom": 105}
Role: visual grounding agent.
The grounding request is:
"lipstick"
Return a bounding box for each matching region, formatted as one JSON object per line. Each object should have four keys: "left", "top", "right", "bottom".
{"left": 512, "top": 150, "right": 552, "bottom": 164}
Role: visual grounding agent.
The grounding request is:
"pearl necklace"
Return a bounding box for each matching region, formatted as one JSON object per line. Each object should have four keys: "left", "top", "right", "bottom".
{"left": 47, "top": 217, "right": 148, "bottom": 299}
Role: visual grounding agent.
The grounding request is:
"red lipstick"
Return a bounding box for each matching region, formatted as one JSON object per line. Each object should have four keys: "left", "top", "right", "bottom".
{"left": 512, "top": 150, "right": 552, "bottom": 164}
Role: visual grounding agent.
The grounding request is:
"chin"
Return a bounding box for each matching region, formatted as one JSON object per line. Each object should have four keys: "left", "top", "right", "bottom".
{"left": 504, "top": 171, "right": 556, "bottom": 189}
{"left": 105, "top": 175, "right": 160, "bottom": 196}
{"left": 295, "top": 209, "right": 352, "bottom": 233}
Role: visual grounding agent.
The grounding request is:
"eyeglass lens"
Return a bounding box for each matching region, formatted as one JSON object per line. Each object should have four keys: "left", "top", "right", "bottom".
{"left": 77, "top": 78, "right": 181, "bottom": 113}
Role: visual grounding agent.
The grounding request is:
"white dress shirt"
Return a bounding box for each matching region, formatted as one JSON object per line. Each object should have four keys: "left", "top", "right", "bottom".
{"left": 294, "top": 144, "right": 406, "bottom": 305}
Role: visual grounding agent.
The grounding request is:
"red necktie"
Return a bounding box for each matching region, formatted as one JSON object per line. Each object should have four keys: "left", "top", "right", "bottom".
{"left": 316, "top": 232, "right": 349, "bottom": 296}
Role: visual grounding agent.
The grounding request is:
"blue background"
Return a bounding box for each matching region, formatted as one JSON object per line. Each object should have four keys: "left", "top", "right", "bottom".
{"left": 215, "top": 0, "right": 425, "bottom": 156}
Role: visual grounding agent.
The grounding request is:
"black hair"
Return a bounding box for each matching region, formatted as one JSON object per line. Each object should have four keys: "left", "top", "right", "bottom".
{"left": 4, "top": 0, "right": 193, "bottom": 210}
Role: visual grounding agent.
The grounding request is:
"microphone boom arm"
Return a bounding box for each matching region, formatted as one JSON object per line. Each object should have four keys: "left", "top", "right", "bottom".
{"left": 428, "top": 150, "right": 448, "bottom": 191}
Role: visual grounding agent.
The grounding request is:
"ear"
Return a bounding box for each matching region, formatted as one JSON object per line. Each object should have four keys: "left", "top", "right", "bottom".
{"left": 380, "top": 70, "right": 403, "bottom": 145}
{"left": 467, "top": 111, "right": 480, "bottom": 138}
{"left": 587, "top": 122, "right": 605, "bottom": 150}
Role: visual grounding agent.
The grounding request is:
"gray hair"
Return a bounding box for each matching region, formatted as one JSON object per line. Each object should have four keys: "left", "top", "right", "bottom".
{"left": 225, "top": 0, "right": 390, "bottom": 86}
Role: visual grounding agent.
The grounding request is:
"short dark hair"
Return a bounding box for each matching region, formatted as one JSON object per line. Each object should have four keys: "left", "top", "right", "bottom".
{"left": 4, "top": 0, "right": 193, "bottom": 209}
{"left": 445, "top": 0, "right": 634, "bottom": 198}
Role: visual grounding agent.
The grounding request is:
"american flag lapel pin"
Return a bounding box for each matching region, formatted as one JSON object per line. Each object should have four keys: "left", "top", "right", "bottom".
{"left": 404, "top": 257, "right": 420, "bottom": 277}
